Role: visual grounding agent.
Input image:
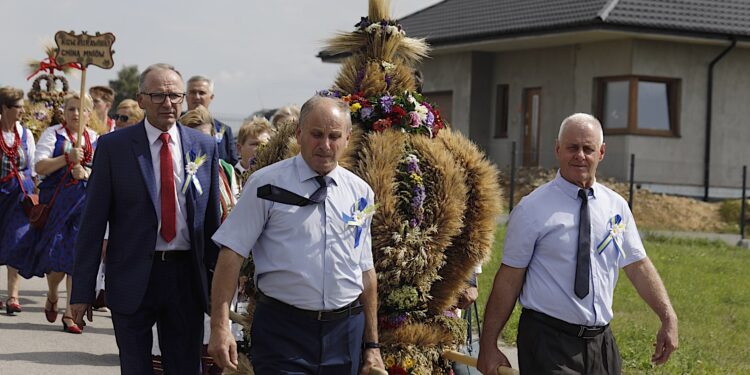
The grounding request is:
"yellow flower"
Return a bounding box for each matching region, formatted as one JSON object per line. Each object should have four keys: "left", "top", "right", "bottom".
{"left": 410, "top": 173, "right": 423, "bottom": 185}
{"left": 385, "top": 356, "right": 396, "bottom": 368}
{"left": 350, "top": 102, "right": 362, "bottom": 112}
{"left": 402, "top": 356, "right": 414, "bottom": 369}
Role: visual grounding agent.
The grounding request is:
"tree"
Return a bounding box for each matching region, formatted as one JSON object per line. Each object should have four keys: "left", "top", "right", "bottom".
{"left": 108, "top": 65, "right": 140, "bottom": 108}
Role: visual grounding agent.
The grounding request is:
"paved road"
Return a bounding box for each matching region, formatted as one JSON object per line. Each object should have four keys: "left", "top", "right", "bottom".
{"left": 0, "top": 270, "right": 120, "bottom": 375}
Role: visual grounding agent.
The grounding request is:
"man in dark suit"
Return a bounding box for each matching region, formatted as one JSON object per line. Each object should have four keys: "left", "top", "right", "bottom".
{"left": 186, "top": 75, "right": 238, "bottom": 165}
{"left": 71, "top": 63, "right": 221, "bottom": 375}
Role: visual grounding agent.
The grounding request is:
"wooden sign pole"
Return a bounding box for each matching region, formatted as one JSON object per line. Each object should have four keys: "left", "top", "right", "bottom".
{"left": 77, "top": 67, "right": 87, "bottom": 146}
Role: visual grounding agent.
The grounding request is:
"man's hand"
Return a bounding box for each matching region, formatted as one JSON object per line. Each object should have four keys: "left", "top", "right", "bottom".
{"left": 359, "top": 347, "right": 384, "bottom": 374}
{"left": 208, "top": 326, "right": 238, "bottom": 371}
{"left": 69, "top": 303, "right": 93, "bottom": 327}
{"left": 652, "top": 318, "right": 678, "bottom": 365}
{"left": 456, "top": 286, "right": 478, "bottom": 310}
{"left": 477, "top": 344, "right": 512, "bottom": 375}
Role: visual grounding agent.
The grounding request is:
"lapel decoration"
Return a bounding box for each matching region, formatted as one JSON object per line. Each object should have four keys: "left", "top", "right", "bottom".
{"left": 597, "top": 214, "right": 626, "bottom": 257}
{"left": 182, "top": 149, "right": 207, "bottom": 195}
{"left": 341, "top": 197, "right": 377, "bottom": 248}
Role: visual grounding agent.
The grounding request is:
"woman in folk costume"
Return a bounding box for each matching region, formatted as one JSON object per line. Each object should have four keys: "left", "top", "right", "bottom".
{"left": 0, "top": 86, "right": 36, "bottom": 316}
{"left": 229, "top": 1, "right": 504, "bottom": 373}
{"left": 12, "top": 93, "right": 98, "bottom": 334}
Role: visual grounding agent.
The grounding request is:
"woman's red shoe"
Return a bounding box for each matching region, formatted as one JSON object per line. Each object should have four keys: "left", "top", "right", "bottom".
{"left": 62, "top": 316, "right": 83, "bottom": 334}
{"left": 5, "top": 298, "right": 22, "bottom": 315}
{"left": 44, "top": 298, "right": 58, "bottom": 323}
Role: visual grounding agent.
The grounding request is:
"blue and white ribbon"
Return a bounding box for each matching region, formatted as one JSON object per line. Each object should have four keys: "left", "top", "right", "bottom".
{"left": 341, "top": 197, "right": 377, "bottom": 248}
{"left": 597, "top": 214, "right": 626, "bottom": 257}
{"left": 181, "top": 150, "right": 206, "bottom": 195}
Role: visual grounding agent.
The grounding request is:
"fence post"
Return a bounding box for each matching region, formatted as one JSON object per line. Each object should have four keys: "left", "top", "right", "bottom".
{"left": 741, "top": 165, "right": 747, "bottom": 240}
{"left": 628, "top": 154, "right": 635, "bottom": 209}
{"left": 509, "top": 141, "right": 516, "bottom": 212}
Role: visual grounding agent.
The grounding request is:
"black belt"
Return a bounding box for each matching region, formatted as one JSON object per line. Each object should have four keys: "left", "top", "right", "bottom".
{"left": 523, "top": 308, "right": 608, "bottom": 339}
{"left": 256, "top": 291, "right": 363, "bottom": 322}
{"left": 152, "top": 251, "right": 191, "bottom": 262}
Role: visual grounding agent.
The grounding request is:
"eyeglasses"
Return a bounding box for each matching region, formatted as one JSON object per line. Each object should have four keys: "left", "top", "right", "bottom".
{"left": 140, "top": 92, "right": 186, "bottom": 104}
{"left": 112, "top": 114, "right": 129, "bottom": 122}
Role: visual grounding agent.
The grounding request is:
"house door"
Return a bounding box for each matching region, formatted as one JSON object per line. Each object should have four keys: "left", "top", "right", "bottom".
{"left": 523, "top": 88, "right": 541, "bottom": 166}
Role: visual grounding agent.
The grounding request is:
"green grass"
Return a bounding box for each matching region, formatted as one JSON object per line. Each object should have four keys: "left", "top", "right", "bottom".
{"left": 476, "top": 227, "right": 750, "bottom": 374}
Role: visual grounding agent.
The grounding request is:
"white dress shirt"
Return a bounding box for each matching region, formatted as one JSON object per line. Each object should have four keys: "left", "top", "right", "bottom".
{"left": 503, "top": 171, "right": 647, "bottom": 326}
{"left": 212, "top": 154, "right": 375, "bottom": 310}
{"left": 144, "top": 120, "right": 191, "bottom": 251}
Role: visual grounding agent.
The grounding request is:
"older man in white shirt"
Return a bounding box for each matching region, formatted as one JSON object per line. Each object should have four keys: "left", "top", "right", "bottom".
{"left": 478, "top": 113, "right": 678, "bottom": 375}
{"left": 208, "top": 95, "right": 384, "bottom": 375}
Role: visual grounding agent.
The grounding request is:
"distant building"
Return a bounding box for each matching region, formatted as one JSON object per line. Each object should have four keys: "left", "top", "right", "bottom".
{"left": 388, "top": 0, "right": 750, "bottom": 199}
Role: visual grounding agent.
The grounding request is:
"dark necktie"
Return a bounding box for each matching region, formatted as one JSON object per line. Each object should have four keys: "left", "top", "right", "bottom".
{"left": 575, "top": 188, "right": 591, "bottom": 299}
{"left": 257, "top": 175, "right": 329, "bottom": 207}
{"left": 159, "top": 133, "right": 176, "bottom": 242}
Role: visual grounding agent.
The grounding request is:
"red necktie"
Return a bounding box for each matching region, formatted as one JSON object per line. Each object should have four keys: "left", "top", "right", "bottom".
{"left": 159, "top": 133, "right": 176, "bottom": 242}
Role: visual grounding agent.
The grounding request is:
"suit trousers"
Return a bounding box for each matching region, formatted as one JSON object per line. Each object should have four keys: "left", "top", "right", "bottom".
{"left": 517, "top": 309, "right": 622, "bottom": 375}
{"left": 250, "top": 297, "right": 365, "bottom": 375}
{"left": 111, "top": 253, "right": 204, "bottom": 375}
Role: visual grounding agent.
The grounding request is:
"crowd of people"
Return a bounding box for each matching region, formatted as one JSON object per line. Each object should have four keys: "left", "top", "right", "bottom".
{"left": 0, "top": 62, "right": 678, "bottom": 375}
{"left": 0, "top": 64, "right": 286, "bottom": 373}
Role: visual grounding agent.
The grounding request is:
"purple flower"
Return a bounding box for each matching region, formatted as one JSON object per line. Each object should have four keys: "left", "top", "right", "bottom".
{"left": 409, "top": 112, "right": 421, "bottom": 128}
{"left": 385, "top": 75, "right": 392, "bottom": 90}
{"left": 379, "top": 95, "right": 394, "bottom": 113}
{"left": 425, "top": 111, "right": 435, "bottom": 126}
{"left": 409, "top": 218, "right": 418, "bottom": 228}
{"left": 360, "top": 107, "right": 374, "bottom": 120}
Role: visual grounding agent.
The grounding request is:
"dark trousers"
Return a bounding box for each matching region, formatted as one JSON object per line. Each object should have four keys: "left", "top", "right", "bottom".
{"left": 111, "top": 254, "right": 204, "bottom": 375}
{"left": 517, "top": 309, "right": 622, "bottom": 375}
{"left": 250, "top": 298, "right": 365, "bottom": 375}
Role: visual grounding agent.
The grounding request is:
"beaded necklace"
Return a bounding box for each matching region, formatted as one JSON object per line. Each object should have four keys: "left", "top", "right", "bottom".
{"left": 0, "top": 125, "right": 21, "bottom": 172}
{"left": 62, "top": 122, "right": 94, "bottom": 165}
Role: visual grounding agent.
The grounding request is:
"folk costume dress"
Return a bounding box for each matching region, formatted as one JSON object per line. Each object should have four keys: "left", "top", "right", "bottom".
{"left": 14, "top": 123, "right": 97, "bottom": 278}
{"left": 0, "top": 122, "right": 36, "bottom": 265}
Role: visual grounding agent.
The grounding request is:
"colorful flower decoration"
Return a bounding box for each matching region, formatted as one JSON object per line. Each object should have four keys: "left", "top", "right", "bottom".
{"left": 355, "top": 17, "right": 406, "bottom": 36}
{"left": 402, "top": 154, "right": 426, "bottom": 228}
{"left": 318, "top": 90, "right": 445, "bottom": 138}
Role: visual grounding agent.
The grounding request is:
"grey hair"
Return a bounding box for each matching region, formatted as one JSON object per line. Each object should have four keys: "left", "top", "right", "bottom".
{"left": 187, "top": 75, "right": 215, "bottom": 94}
{"left": 299, "top": 95, "right": 352, "bottom": 131}
{"left": 558, "top": 113, "right": 604, "bottom": 146}
{"left": 138, "top": 63, "right": 183, "bottom": 93}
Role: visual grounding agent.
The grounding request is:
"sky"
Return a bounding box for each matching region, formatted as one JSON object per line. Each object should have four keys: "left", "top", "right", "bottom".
{"left": 1, "top": 0, "right": 442, "bottom": 127}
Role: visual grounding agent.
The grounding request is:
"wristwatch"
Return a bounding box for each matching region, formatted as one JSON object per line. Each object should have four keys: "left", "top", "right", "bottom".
{"left": 363, "top": 341, "right": 380, "bottom": 350}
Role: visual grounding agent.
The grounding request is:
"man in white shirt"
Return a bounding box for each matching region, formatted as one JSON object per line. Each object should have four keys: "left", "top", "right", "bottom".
{"left": 478, "top": 113, "right": 678, "bottom": 374}
{"left": 209, "top": 95, "right": 384, "bottom": 374}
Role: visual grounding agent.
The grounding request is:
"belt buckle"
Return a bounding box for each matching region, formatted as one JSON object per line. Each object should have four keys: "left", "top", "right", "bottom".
{"left": 161, "top": 251, "right": 167, "bottom": 261}
{"left": 317, "top": 311, "right": 323, "bottom": 321}
{"left": 578, "top": 326, "right": 585, "bottom": 337}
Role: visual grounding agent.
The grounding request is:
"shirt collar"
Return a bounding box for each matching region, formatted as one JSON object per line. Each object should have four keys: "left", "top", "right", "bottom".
{"left": 294, "top": 153, "right": 340, "bottom": 186}
{"left": 553, "top": 170, "right": 596, "bottom": 200}
{"left": 144, "top": 118, "right": 180, "bottom": 147}
{"left": 235, "top": 162, "right": 247, "bottom": 173}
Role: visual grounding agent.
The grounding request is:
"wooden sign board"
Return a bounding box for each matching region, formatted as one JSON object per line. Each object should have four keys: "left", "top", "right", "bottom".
{"left": 54, "top": 31, "right": 116, "bottom": 69}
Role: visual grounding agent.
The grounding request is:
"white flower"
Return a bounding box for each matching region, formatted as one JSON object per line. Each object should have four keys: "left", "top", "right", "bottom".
{"left": 381, "top": 61, "right": 396, "bottom": 74}
{"left": 366, "top": 23, "right": 380, "bottom": 33}
{"left": 414, "top": 104, "right": 429, "bottom": 122}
